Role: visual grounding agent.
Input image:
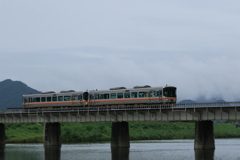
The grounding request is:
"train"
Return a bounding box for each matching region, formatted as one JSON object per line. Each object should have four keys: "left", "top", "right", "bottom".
{"left": 22, "top": 85, "right": 177, "bottom": 109}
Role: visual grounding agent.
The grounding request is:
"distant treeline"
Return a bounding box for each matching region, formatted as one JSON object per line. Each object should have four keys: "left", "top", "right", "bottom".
{"left": 5, "top": 122, "right": 240, "bottom": 143}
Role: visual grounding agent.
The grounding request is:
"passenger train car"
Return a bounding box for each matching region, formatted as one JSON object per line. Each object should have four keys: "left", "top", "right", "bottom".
{"left": 22, "top": 85, "right": 177, "bottom": 109}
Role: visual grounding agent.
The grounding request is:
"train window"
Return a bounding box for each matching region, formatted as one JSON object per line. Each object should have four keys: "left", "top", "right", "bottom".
{"left": 150, "top": 91, "right": 160, "bottom": 97}
{"left": 90, "top": 95, "right": 93, "bottom": 100}
{"left": 53, "top": 96, "right": 57, "bottom": 101}
{"left": 64, "top": 96, "right": 71, "bottom": 101}
{"left": 131, "top": 92, "right": 138, "bottom": 98}
{"left": 47, "top": 97, "right": 51, "bottom": 102}
{"left": 139, "top": 92, "right": 149, "bottom": 97}
{"left": 150, "top": 91, "right": 156, "bottom": 97}
{"left": 158, "top": 91, "right": 161, "bottom": 96}
{"left": 41, "top": 97, "right": 46, "bottom": 102}
{"left": 58, "top": 96, "right": 63, "bottom": 101}
{"left": 23, "top": 97, "right": 30, "bottom": 103}
{"left": 32, "top": 98, "right": 36, "bottom": 102}
{"left": 111, "top": 93, "right": 116, "bottom": 99}
{"left": 95, "top": 94, "right": 99, "bottom": 100}
{"left": 124, "top": 92, "right": 130, "bottom": 98}
{"left": 91, "top": 94, "right": 99, "bottom": 100}
{"left": 99, "top": 94, "right": 109, "bottom": 99}
{"left": 73, "top": 95, "right": 78, "bottom": 100}
{"left": 104, "top": 94, "right": 109, "bottom": 99}
{"left": 163, "top": 87, "right": 176, "bottom": 97}
{"left": 117, "top": 93, "right": 123, "bottom": 99}
{"left": 79, "top": 94, "right": 83, "bottom": 100}
{"left": 36, "top": 97, "right": 40, "bottom": 102}
{"left": 90, "top": 94, "right": 95, "bottom": 100}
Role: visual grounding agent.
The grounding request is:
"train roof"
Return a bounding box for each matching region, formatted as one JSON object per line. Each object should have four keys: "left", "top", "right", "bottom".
{"left": 88, "top": 86, "right": 169, "bottom": 93}
{"left": 23, "top": 91, "right": 83, "bottom": 97}
{"left": 23, "top": 85, "right": 176, "bottom": 97}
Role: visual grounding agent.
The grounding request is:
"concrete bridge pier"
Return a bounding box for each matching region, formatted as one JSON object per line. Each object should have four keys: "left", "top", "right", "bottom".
{"left": 44, "top": 123, "right": 61, "bottom": 146}
{"left": 44, "top": 146, "right": 61, "bottom": 160}
{"left": 0, "top": 124, "right": 5, "bottom": 146}
{"left": 195, "top": 149, "right": 214, "bottom": 160}
{"left": 194, "top": 120, "right": 215, "bottom": 150}
{"left": 111, "top": 147, "right": 129, "bottom": 160}
{"left": 111, "top": 121, "right": 130, "bottom": 148}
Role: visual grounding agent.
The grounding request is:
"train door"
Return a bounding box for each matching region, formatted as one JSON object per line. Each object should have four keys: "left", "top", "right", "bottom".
{"left": 72, "top": 94, "right": 81, "bottom": 106}
{"left": 159, "top": 90, "right": 163, "bottom": 103}
{"left": 23, "top": 96, "right": 31, "bottom": 108}
{"left": 94, "top": 94, "right": 100, "bottom": 105}
{"left": 150, "top": 90, "right": 158, "bottom": 103}
{"left": 87, "top": 93, "right": 99, "bottom": 106}
{"left": 83, "top": 92, "right": 89, "bottom": 106}
{"left": 89, "top": 93, "right": 96, "bottom": 106}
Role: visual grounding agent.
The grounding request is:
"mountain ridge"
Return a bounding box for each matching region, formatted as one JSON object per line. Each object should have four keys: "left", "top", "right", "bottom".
{"left": 0, "top": 79, "right": 40, "bottom": 109}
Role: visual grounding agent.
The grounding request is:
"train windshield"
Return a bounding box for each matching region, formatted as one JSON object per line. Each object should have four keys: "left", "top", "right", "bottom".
{"left": 163, "top": 87, "right": 176, "bottom": 97}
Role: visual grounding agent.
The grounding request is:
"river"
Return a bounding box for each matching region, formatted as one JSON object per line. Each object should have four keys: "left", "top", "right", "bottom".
{"left": 1, "top": 139, "right": 240, "bottom": 160}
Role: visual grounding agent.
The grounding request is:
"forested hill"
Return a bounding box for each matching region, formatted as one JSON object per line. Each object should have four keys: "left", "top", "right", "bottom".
{"left": 0, "top": 79, "right": 40, "bottom": 110}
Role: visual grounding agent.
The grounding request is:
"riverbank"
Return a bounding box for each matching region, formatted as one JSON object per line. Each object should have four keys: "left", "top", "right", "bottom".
{"left": 5, "top": 122, "right": 240, "bottom": 143}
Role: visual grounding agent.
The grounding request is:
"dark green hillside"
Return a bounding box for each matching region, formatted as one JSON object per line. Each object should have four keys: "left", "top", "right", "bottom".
{"left": 0, "top": 79, "right": 40, "bottom": 110}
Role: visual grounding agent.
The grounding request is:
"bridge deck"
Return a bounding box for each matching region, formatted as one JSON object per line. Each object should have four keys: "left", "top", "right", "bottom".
{"left": 1, "top": 102, "right": 240, "bottom": 123}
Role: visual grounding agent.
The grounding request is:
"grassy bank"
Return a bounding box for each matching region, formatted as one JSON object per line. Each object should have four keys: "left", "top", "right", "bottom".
{"left": 5, "top": 122, "right": 240, "bottom": 143}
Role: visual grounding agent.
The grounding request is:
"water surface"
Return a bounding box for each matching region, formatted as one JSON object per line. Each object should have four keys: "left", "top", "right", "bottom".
{"left": 1, "top": 139, "right": 240, "bottom": 160}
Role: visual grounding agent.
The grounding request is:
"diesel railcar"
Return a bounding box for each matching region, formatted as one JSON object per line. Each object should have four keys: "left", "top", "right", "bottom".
{"left": 22, "top": 85, "right": 177, "bottom": 109}
{"left": 23, "top": 90, "right": 84, "bottom": 109}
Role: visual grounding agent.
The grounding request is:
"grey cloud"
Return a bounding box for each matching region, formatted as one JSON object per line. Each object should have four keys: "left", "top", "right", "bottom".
{"left": 0, "top": 1, "right": 240, "bottom": 102}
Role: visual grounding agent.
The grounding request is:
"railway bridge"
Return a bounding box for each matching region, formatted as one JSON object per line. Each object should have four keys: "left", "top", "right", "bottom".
{"left": 1, "top": 101, "right": 240, "bottom": 149}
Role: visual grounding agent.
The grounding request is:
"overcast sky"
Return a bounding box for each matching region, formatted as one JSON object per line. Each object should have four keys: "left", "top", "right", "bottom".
{"left": 0, "top": 1, "right": 240, "bottom": 102}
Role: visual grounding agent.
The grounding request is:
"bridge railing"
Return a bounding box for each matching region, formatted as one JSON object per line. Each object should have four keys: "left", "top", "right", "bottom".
{"left": 1, "top": 101, "right": 240, "bottom": 115}
{"left": 37, "top": 104, "right": 173, "bottom": 113}
{"left": 175, "top": 101, "right": 240, "bottom": 108}
{"left": 0, "top": 104, "right": 174, "bottom": 114}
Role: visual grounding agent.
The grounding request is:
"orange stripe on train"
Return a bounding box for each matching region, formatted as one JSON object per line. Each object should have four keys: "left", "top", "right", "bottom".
{"left": 23, "top": 97, "right": 176, "bottom": 106}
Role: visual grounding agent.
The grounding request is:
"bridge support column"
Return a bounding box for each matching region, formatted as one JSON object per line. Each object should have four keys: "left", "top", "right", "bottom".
{"left": 0, "top": 124, "right": 5, "bottom": 146}
{"left": 111, "top": 121, "right": 130, "bottom": 148}
{"left": 44, "top": 123, "right": 61, "bottom": 146}
{"left": 194, "top": 120, "right": 215, "bottom": 150}
{"left": 44, "top": 146, "right": 61, "bottom": 160}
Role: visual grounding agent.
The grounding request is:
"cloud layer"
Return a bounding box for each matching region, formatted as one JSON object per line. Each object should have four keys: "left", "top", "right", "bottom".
{"left": 1, "top": 49, "right": 239, "bottom": 102}
{"left": 0, "top": 1, "right": 240, "bottom": 102}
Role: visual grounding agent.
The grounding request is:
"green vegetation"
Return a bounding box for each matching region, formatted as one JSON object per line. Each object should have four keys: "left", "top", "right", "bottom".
{"left": 6, "top": 123, "right": 44, "bottom": 143}
{"left": 61, "top": 122, "right": 112, "bottom": 143}
{"left": 129, "top": 122, "right": 195, "bottom": 140}
{"left": 4, "top": 122, "right": 240, "bottom": 143}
